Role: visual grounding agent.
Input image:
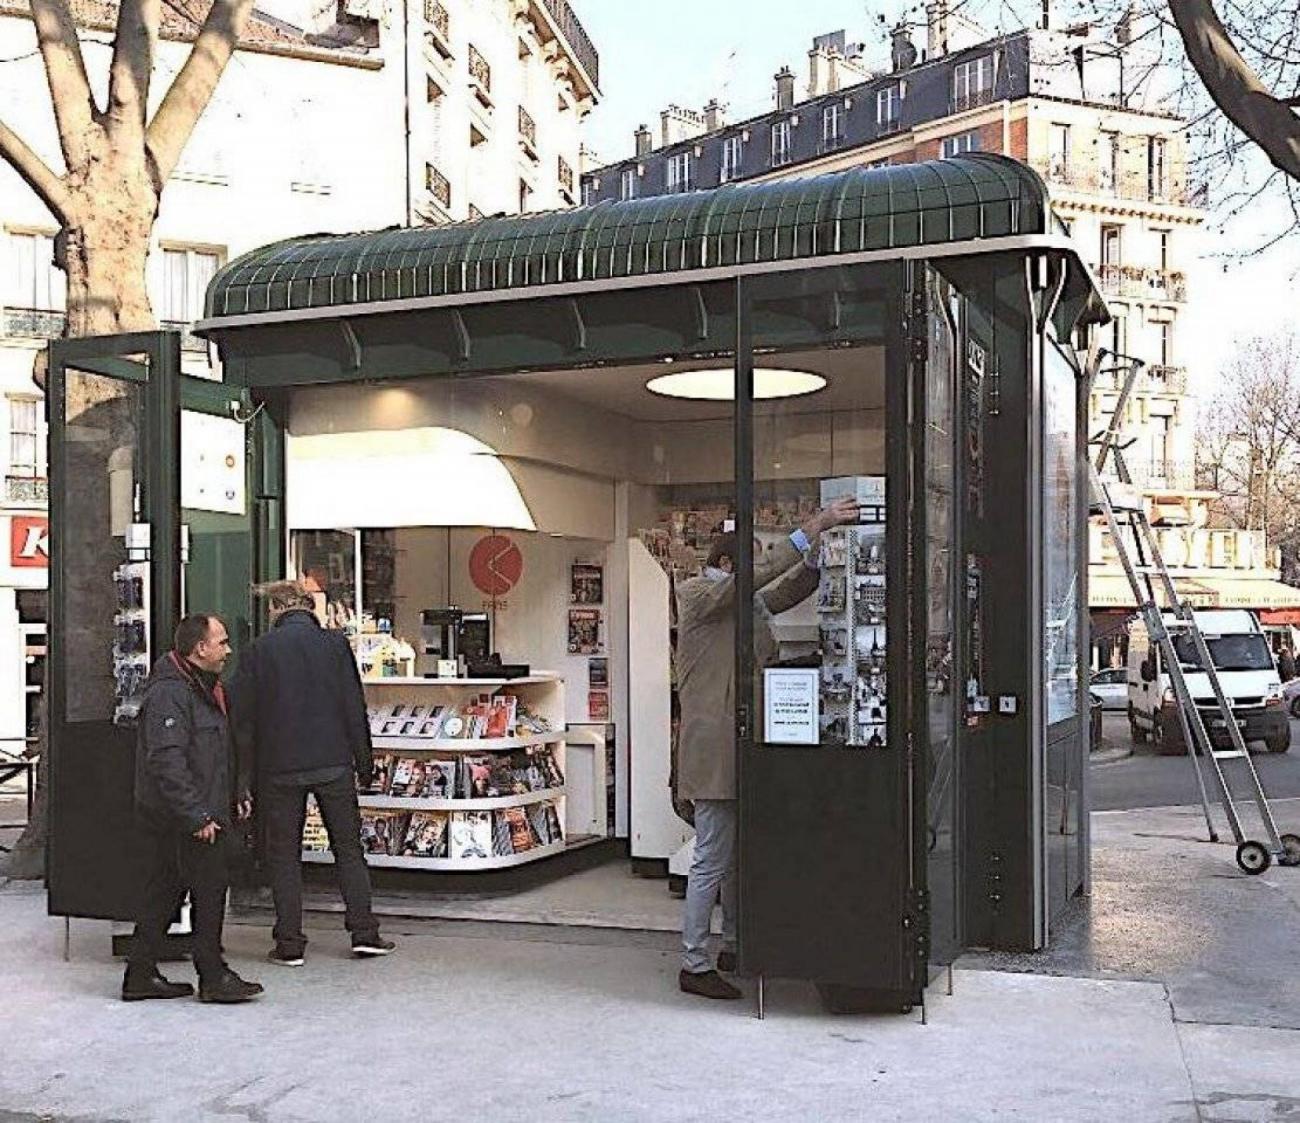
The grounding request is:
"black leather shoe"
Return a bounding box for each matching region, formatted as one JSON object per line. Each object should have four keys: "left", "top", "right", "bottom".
{"left": 716, "top": 950, "right": 738, "bottom": 974}
{"left": 679, "top": 969, "right": 741, "bottom": 1000}
{"left": 198, "top": 968, "right": 264, "bottom": 1004}
{"left": 121, "top": 969, "right": 195, "bottom": 1002}
{"left": 352, "top": 937, "right": 396, "bottom": 957}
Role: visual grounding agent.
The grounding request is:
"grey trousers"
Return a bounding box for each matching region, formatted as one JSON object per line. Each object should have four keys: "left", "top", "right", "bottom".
{"left": 681, "top": 798, "right": 737, "bottom": 974}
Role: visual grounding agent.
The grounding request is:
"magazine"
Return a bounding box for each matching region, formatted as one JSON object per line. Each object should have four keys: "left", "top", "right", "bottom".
{"left": 588, "top": 690, "right": 609, "bottom": 721}
{"left": 527, "top": 801, "right": 553, "bottom": 846}
{"left": 485, "top": 695, "right": 516, "bottom": 740}
{"left": 400, "top": 811, "right": 449, "bottom": 858}
{"left": 389, "top": 757, "right": 428, "bottom": 798}
{"left": 360, "top": 753, "right": 395, "bottom": 795}
{"left": 504, "top": 806, "right": 535, "bottom": 853}
{"left": 423, "top": 759, "right": 458, "bottom": 799}
{"left": 571, "top": 563, "right": 604, "bottom": 605}
{"left": 448, "top": 811, "right": 493, "bottom": 860}
{"left": 588, "top": 657, "right": 608, "bottom": 689}
{"left": 460, "top": 754, "right": 496, "bottom": 799}
{"left": 360, "top": 810, "right": 405, "bottom": 855}
{"left": 568, "top": 608, "right": 602, "bottom": 654}
{"left": 492, "top": 812, "right": 514, "bottom": 857}
{"left": 301, "top": 797, "right": 329, "bottom": 852}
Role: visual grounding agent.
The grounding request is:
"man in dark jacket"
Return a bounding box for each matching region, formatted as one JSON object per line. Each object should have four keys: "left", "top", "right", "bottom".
{"left": 124, "top": 614, "right": 264, "bottom": 1004}
{"left": 231, "top": 581, "right": 392, "bottom": 965}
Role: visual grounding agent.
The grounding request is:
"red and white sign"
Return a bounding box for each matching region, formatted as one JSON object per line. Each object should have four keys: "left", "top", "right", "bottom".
{"left": 11, "top": 516, "right": 49, "bottom": 568}
{"left": 469, "top": 534, "right": 523, "bottom": 597}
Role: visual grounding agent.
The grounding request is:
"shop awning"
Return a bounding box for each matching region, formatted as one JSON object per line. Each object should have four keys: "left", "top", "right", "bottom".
{"left": 198, "top": 154, "right": 1103, "bottom": 329}
{"left": 1089, "top": 572, "right": 1300, "bottom": 611}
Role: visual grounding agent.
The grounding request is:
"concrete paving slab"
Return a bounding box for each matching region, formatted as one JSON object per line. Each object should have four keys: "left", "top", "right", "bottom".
{"left": 1178, "top": 1023, "right": 1300, "bottom": 1123}
{"left": 0, "top": 883, "right": 1201, "bottom": 1123}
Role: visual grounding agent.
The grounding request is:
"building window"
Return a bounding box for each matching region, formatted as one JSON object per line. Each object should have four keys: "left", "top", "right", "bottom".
{"left": 1100, "top": 131, "right": 1120, "bottom": 192}
{"left": 1109, "top": 306, "right": 1128, "bottom": 356}
{"left": 1157, "top": 230, "right": 1170, "bottom": 274}
{"left": 1158, "top": 320, "right": 1173, "bottom": 367}
{"left": 160, "top": 247, "right": 220, "bottom": 326}
{"left": 519, "top": 179, "right": 532, "bottom": 213}
{"left": 1048, "top": 123, "right": 1070, "bottom": 180}
{"left": 1148, "top": 137, "right": 1167, "bottom": 200}
{"left": 1151, "top": 413, "right": 1170, "bottom": 480}
{"left": 720, "top": 135, "right": 743, "bottom": 183}
{"left": 8, "top": 397, "right": 42, "bottom": 479}
{"left": 940, "top": 131, "right": 981, "bottom": 158}
{"left": 426, "top": 163, "right": 451, "bottom": 209}
{"left": 620, "top": 167, "right": 638, "bottom": 200}
{"left": 822, "top": 102, "right": 845, "bottom": 149}
{"left": 952, "top": 54, "right": 997, "bottom": 111}
{"left": 667, "top": 151, "right": 695, "bottom": 192}
{"left": 580, "top": 178, "right": 597, "bottom": 205}
{"left": 877, "top": 85, "right": 902, "bottom": 130}
{"left": 1100, "top": 224, "right": 1121, "bottom": 267}
{"left": 5, "top": 231, "right": 65, "bottom": 313}
{"left": 771, "top": 119, "right": 792, "bottom": 167}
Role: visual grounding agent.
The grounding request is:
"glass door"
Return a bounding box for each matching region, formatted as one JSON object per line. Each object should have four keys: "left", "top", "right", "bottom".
{"left": 47, "top": 333, "right": 181, "bottom": 920}
{"left": 735, "top": 264, "right": 923, "bottom": 1006}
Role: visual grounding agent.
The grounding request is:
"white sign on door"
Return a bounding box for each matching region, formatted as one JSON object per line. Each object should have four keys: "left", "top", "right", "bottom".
{"left": 181, "top": 410, "right": 246, "bottom": 516}
{"left": 763, "top": 667, "right": 820, "bottom": 745}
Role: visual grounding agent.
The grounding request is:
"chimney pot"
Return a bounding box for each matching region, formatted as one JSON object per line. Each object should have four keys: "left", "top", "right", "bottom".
{"left": 634, "top": 124, "right": 652, "bottom": 157}
{"left": 774, "top": 66, "right": 796, "bottom": 110}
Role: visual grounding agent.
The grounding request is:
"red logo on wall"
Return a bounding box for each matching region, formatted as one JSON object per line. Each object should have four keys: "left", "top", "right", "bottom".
{"left": 469, "top": 534, "right": 523, "bottom": 597}
{"left": 11, "top": 516, "right": 49, "bottom": 568}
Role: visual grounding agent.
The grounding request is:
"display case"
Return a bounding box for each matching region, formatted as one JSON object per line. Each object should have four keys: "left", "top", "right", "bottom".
{"left": 301, "top": 674, "right": 570, "bottom": 870}
{"left": 816, "top": 476, "right": 888, "bottom": 748}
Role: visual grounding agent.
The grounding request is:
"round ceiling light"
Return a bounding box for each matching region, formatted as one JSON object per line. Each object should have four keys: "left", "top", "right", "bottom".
{"left": 645, "top": 367, "right": 827, "bottom": 401}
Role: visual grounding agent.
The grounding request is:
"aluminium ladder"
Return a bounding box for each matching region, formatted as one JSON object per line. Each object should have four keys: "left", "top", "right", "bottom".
{"left": 1086, "top": 348, "right": 1300, "bottom": 874}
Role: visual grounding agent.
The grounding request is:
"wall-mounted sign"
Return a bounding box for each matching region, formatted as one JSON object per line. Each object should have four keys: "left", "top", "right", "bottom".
{"left": 10, "top": 516, "right": 49, "bottom": 568}
{"left": 763, "top": 667, "right": 820, "bottom": 745}
{"left": 469, "top": 534, "right": 523, "bottom": 597}
{"left": 181, "top": 410, "right": 246, "bottom": 516}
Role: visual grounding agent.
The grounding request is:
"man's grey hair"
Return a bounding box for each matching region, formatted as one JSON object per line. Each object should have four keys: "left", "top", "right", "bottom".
{"left": 254, "top": 580, "right": 316, "bottom": 614}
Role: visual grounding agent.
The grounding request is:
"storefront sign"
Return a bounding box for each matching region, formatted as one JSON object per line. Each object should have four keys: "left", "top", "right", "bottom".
{"left": 469, "top": 534, "right": 523, "bottom": 597}
{"left": 763, "top": 667, "right": 820, "bottom": 745}
{"left": 10, "top": 516, "right": 49, "bottom": 568}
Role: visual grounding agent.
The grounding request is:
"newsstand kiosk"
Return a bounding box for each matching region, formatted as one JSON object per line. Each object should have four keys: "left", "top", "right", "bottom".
{"left": 46, "top": 155, "right": 1108, "bottom": 1013}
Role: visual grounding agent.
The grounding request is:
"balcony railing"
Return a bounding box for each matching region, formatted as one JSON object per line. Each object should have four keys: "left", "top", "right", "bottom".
{"left": 518, "top": 105, "right": 537, "bottom": 151}
{"left": 1041, "top": 161, "right": 1200, "bottom": 208}
{"left": 951, "top": 86, "right": 996, "bottom": 113}
{"left": 1147, "top": 365, "right": 1188, "bottom": 395}
{"left": 468, "top": 44, "right": 491, "bottom": 98}
{"left": 424, "top": 0, "right": 449, "bottom": 42}
{"left": 557, "top": 155, "right": 574, "bottom": 195}
{"left": 425, "top": 163, "right": 451, "bottom": 209}
{"left": 541, "top": 0, "right": 600, "bottom": 88}
{"left": 3, "top": 307, "right": 65, "bottom": 339}
{"left": 1128, "top": 459, "right": 1196, "bottom": 490}
{"left": 4, "top": 475, "right": 47, "bottom": 504}
{"left": 1097, "top": 264, "right": 1187, "bottom": 302}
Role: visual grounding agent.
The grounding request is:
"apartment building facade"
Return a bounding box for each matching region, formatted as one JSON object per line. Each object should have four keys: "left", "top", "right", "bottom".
{"left": 582, "top": 19, "right": 1300, "bottom": 664}
{"left": 0, "top": 0, "right": 599, "bottom": 756}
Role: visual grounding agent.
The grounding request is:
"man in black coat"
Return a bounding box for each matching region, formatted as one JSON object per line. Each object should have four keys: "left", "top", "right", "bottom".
{"left": 231, "top": 581, "right": 393, "bottom": 966}
{"left": 124, "top": 614, "right": 264, "bottom": 1004}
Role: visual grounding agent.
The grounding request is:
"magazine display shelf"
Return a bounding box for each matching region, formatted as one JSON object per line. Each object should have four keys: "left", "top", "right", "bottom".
{"left": 302, "top": 673, "right": 570, "bottom": 871}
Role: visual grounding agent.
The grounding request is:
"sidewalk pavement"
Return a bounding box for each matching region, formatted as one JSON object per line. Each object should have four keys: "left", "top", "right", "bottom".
{"left": 2, "top": 803, "right": 1298, "bottom": 1122}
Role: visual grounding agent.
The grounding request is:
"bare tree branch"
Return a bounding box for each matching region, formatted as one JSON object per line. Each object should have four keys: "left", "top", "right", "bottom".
{"left": 144, "top": 0, "right": 253, "bottom": 188}
{"left": 0, "top": 117, "right": 67, "bottom": 215}
{"left": 1170, "top": 0, "right": 1300, "bottom": 181}
{"left": 28, "top": 0, "right": 99, "bottom": 168}
{"left": 107, "top": 0, "right": 162, "bottom": 139}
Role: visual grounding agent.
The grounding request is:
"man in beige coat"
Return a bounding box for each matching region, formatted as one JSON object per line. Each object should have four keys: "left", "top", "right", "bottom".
{"left": 676, "top": 498, "right": 859, "bottom": 999}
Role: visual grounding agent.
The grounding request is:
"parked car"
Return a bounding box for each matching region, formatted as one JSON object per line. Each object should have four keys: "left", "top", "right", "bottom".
{"left": 1089, "top": 667, "right": 1127, "bottom": 711}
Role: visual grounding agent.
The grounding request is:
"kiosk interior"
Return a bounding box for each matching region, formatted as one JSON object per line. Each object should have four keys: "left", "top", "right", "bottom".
{"left": 45, "top": 156, "right": 1106, "bottom": 1013}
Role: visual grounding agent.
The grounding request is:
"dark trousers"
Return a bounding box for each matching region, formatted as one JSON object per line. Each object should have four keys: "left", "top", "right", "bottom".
{"left": 263, "top": 772, "right": 379, "bottom": 954}
{"left": 128, "top": 816, "right": 229, "bottom": 981}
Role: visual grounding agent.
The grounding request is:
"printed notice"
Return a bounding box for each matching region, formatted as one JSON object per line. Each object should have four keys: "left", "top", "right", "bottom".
{"left": 763, "top": 667, "right": 820, "bottom": 745}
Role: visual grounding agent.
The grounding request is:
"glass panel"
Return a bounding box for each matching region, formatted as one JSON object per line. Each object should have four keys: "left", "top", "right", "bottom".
{"left": 59, "top": 365, "right": 147, "bottom": 723}
{"left": 291, "top": 529, "right": 359, "bottom": 630}
{"left": 924, "top": 267, "right": 960, "bottom": 961}
{"left": 1044, "top": 340, "right": 1080, "bottom": 725}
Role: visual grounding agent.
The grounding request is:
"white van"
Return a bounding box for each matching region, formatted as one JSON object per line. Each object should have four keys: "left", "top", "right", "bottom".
{"left": 1127, "top": 609, "right": 1289, "bottom": 754}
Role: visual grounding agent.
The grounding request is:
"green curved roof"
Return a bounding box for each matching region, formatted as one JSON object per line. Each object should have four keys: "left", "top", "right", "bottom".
{"left": 204, "top": 155, "right": 1060, "bottom": 322}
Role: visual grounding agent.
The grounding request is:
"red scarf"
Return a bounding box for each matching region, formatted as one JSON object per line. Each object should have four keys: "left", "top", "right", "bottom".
{"left": 169, "top": 650, "right": 228, "bottom": 716}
